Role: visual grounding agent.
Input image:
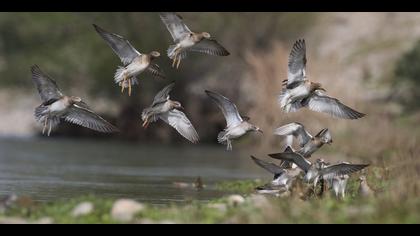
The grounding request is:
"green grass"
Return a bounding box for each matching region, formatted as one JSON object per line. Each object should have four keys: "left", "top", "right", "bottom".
{"left": 1, "top": 175, "right": 420, "bottom": 223}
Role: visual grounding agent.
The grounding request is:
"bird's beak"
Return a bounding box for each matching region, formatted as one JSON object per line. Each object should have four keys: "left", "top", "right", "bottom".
{"left": 319, "top": 87, "right": 326, "bottom": 92}
{"left": 257, "top": 129, "right": 263, "bottom": 134}
{"left": 178, "top": 106, "right": 184, "bottom": 110}
{"left": 329, "top": 140, "right": 333, "bottom": 145}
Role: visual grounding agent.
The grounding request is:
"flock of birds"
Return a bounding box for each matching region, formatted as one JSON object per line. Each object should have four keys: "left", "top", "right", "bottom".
{"left": 30, "top": 12, "right": 373, "bottom": 199}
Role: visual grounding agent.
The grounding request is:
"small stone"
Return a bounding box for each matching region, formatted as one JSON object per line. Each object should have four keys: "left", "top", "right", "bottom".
{"left": 227, "top": 195, "right": 245, "bottom": 207}
{"left": 71, "top": 202, "right": 94, "bottom": 217}
{"left": 111, "top": 199, "right": 145, "bottom": 222}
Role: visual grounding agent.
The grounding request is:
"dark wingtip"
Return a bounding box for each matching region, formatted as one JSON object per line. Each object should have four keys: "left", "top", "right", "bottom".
{"left": 267, "top": 153, "right": 281, "bottom": 159}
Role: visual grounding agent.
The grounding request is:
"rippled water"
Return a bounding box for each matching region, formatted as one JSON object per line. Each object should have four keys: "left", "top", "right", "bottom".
{"left": 0, "top": 138, "right": 265, "bottom": 204}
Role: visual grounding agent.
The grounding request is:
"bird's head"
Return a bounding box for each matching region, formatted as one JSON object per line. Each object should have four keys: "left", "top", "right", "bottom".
{"left": 310, "top": 82, "right": 326, "bottom": 92}
{"left": 70, "top": 96, "right": 82, "bottom": 104}
{"left": 201, "top": 32, "right": 211, "bottom": 39}
{"left": 150, "top": 51, "right": 161, "bottom": 59}
{"left": 318, "top": 128, "right": 333, "bottom": 145}
{"left": 252, "top": 125, "right": 263, "bottom": 134}
{"left": 171, "top": 101, "right": 183, "bottom": 110}
{"left": 359, "top": 175, "right": 367, "bottom": 182}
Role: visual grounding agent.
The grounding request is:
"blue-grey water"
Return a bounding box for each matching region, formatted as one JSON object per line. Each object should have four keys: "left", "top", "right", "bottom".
{"left": 0, "top": 137, "right": 265, "bottom": 205}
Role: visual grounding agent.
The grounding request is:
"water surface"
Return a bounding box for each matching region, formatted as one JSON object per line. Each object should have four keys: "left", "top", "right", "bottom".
{"left": 0, "top": 138, "right": 265, "bottom": 204}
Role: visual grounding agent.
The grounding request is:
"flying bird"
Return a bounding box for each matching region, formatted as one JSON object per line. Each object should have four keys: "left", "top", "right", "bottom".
{"left": 205, "top": 90, "right": 262, "bottom": 151}
{"left": 274, "top": 122, "right": 332, "bottom": 157}
{"left": 159, "top": 12, "right": 229, "bottom": 69}
{"left": 251, "top": 156, "right": 301, "bottom": 192}
{"left": 278, "top": 39, "right": 365, "bottom": 119}
{"left": 141, "top": 82, "right": 199, "bottom": 143}
{"left": 268, "top": 150, "right": 369, "bottom": 188}
{"left": 31, "top": 65, "right": 119, "bottom": 136}
{"left": 93, "top": 24, "right": 165, "bottom": 96}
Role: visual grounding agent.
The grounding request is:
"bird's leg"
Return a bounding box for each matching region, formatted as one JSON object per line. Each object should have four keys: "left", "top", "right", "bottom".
{"left": 142, "top": 117, "right": 149, "bottom": 128}
{"left": 226, "top": 140, "right": 232, "bottom": 151}
{"left": 42, "top": 117, "right": 48, "bottom": 135}
{"left": 176, "top": 54, "right": 181, "bottom": 69}
{"left": 48, "top": 120, "right": 52, "bottom": 136}
{"left": 172, "top": 53, "right": 177, "bottom": 67}
{"left": 128, "top": 77, "right": 132, "bottom": 97}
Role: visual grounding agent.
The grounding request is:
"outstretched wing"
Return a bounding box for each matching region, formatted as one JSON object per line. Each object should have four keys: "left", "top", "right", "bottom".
{"left": 189, "top": 39, "right": 230, "bottom": 56}
{"left": 274, "top": 122, "right": 312, "bottom": 147}
{"left": 268, "top": 152, "right": 311, "bottom": 172}
{"left": 64, "top": 104, "right": 120, "bottom": 133}
{"left": 321, "top": 163, "right": 369, "bottom": 180}
{"left": 305, "top": 92, "right": 366, "bottom": 120}
{"left": 152, "top": 82, "right": 175, "bottom": 106}
{"left": 159, "top": 12, "right": 192, "bottom": 42}
{"left": 159, "top": 109, "right": 199, "bottom": 144}
{"left": 205, "top": 90, "right": 243, "bottom": 127}
{"left": 93, "top": 24, "right": 141, "bottom": 66}
{"left": 287, "top": 39, "right": 307, "bottom": 89}
{"left": 31, "top": 65, "right": 63, "bottom": 103}
{"left": 250, "top": 156, "right": 285, "bottom": 175}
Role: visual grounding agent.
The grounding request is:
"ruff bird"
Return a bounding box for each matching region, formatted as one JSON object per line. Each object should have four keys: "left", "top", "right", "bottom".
{"left": 93, "top": 24, "right": 165, "bottom": 96}
{"left": 159, "top": 12, "right": 229, "bottom": 69}
{"left": 251, "top": 156, "right": 301, "bottom": 192}
{"left": 205, "top": 90, "right": 262, "bottom": 151}
{"left": 358, "top": 175, "right": 375, "bottom": 198}
{"left": 278, "top": 39, "right": 365, "bottom": 119}
{"left": 141, "top": 82, "right": 199, "bottom": 143}
{"left": 274, "top": 122, "right": 332, "bottom": 157}
{"left": 268, "top": 150, "right": 369, "bottom": 188}
{"left": 31, "top": 65, "right": 119, "bottom": 136}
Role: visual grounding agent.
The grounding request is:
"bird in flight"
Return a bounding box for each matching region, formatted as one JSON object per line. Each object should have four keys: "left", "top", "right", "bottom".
{"left": 278, "top": 39, "right": 365, "bottom": 119}
{"left": 141, "top": 82, "right": 199, "bottom": 143}
{"left": 159, "top": 12, "right": 229, "bottom": 69}
{"left": 93, "top": 24, "right": 165, "bottom": 96}
{"left": 206, "top": 90, "right": 262, "bottom": 151}
{"left": 274, "top": 122, "right": 332, "bottom": 158}
{"left": 31, "top": 65, "right": 119, "bottom": 136}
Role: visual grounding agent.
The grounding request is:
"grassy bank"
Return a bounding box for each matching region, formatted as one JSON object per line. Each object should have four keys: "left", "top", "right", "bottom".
{"left": 1, "top": 173, "right": 419, "bottom": 224}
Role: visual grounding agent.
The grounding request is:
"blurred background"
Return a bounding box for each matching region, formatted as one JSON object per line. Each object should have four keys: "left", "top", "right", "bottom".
{"left": 0, "top": 12, "right": 419, "bottom": 203}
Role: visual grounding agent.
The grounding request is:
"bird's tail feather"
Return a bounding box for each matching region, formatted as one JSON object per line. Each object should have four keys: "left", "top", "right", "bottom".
{"left": 217, "top": 131, "right": 227, "bottom": 145}
{"left": 167, "top": 44, "right": 178, "bottom": 59}
{"left": 34, "top": 105, "right": 48, "bottom": 122}
{"left": 114, "top": 67, "right": 138, "bottom": 88}
{"left": 141, "top": 107, "right": 158, "bottom": 123}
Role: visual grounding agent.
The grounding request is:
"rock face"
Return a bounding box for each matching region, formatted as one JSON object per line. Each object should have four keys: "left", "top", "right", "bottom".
{"left": 111, "top": 199, "right": 145, "bottom": 222}
{"left": 71, "top": 202, "right": 94, "bottom": 217}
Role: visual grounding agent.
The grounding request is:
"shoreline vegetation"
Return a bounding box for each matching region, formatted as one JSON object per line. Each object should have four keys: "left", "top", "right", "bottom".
{"left": 1, "top": 172, "right": 419, "bottom": 224}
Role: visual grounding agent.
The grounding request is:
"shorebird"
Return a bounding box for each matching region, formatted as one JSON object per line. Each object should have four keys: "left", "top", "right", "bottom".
{"left": 278, "top": 39, "right": 365, "bottom": 119}
{"left": 358, "top": 175, "right": 375, "bottom": 198}
{"left": 332, "top": 174, "right": 349, "bottom": 199}
{"left": 274, "top": 122, "right": 332, "bottom": 158}
{"left": 205, "top": 90, "right": 263, "bottom": 151}
{"left": 268, "top": 150, "right": 369, "bottom": 188}
{"left": 93, "top": 24, "right": 165, "bottom": 96}
{"left": 159, "top": 12, "right": 229, "bottom": 69}
{"left": 31, "top": 65, "right": 119, "bottom": 136}
{"left": 141, "top": 82, "right": 199, "bottom": 143}
{"left": 251, "top": 156, "right": 301, "bottom": 193}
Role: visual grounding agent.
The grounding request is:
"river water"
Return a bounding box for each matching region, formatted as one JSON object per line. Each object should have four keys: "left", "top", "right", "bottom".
{"left": 0, "top": 137, "right": 266, "bottom": 205}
